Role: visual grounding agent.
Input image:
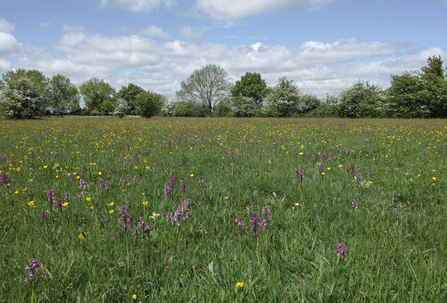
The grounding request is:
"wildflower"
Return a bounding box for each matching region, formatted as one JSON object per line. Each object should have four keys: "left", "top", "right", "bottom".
{"left": 118, "top": 178, "right": 124, "bottom": 186}
{"left": 109, "top": 210, "right": 114, "bottom": 214}
{"left": 295, "top": 168, "right": 304, "bottom": 183}
{"left": 190, "top": 173, "right": 194, "bottom": 177}
{"left": 132, "top": 295, "right": 137, "bottom": 300}
{"left": 167, "top": 199, "right": 190, "bottom": 226}
{"left": 62, "top": 202, "right": 69, "bottom": 207}
{"left": 235, "top": 218, "right": 245, "bottom": 231}
{"left": 86, "top": 197, "right": 92, "bottom": 202}
{"left": 56, "top": 199, "right": 62, "bottom": 210}
{"left": 64, "top": 193, "right": 70, "bottom": 201}
{"left": 137, "top": 217, "right": 152, "bottom": 235}
{"left": 76, "top": 194, "right": 81, "bottom": 202}
{"left": 251, "top": 212, "right": 260, "bottom": 237}
{"left": 24, "top": 258, "right": 43, "bottom": 283}
{"left": 118, "top": 206, "right": 131, "bottom": 229}
{"left": 108, "top": 202, "right": 114, "bottom": 206}
{"left": 336, "top": 238, "right": 348, "bottom": 259}
{"left": 98, "top": 172, "right": 102, "bottom": 175}
{"left": 78, "top": 233, "right": 85, "bottom": 239}
{"left": 338, "top": 165, "right": 342, "bottom": 168}
{"left": 198, "top": 176, "right": 204, "bottom": 186}
{"left": 27, "top": 201, "right": 34, "bottom": 207}
{"left": 15, "top": 190, "right": 18, "bottom": 194}
{"left": 225, "top": 196, "right": 228, "bottom": 199}
{"left": 99, "top": 178, "right": 104, "bottom": 188}
{"left": 90, "top": 206, "right": 94, "bottom": 209}
{"left": 351, "top": 201, "right": 357, "bottom": 209}
{"left": 105, "top": 181, "right": 111, "bottom": 190}
{"left": 164, "top": 185, "right": 172, "bottom": 196}
{"left": 236, "top": 282, "right": 243, "bottom": 288}
{"left": 295, "top": 203, "right": 299, "bottom": 206}
{"left": 143, "top": 201, "right": 148, "bottom": 205}
{"left": 181, "top": 180, "right": 187, "bottom": 192}
{"left": 79, "top": 178, "right": 86, "bottom": 190}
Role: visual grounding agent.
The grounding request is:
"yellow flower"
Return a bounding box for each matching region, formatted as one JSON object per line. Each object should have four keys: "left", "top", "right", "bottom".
{"left": 295, "top": 203, "right": 299, "bottom": 206}
{"left": 225, "top": 197, "right": 228, "bottom": 199}
{"left": 29, "top": 179, "right": 33, "bottom": 182}
{"left": 43, "top": 165, "right": 47, "bottom": 169}
{"left": 321, "top": 172, "right": 325, "bottom": 175}
{"left": 132, "top": 295, "right": 137, "bottom": 300}
{"left": 109, "top": 210, "right": 114, "bottom": 214}
{"left": 108, "top": 202, "right": 114, "bottom": 206}
{"left": 14, "top": 190, "right": 18, "bottom": 194}
{"left": 86, "top": 197, "right": 92, "bottom": 202}
{"left": 149, "top": 212, "right": 160, "bottom": 219}
{"left": 76, "top": 176, "right": 80, "bottom": 179}
{"left": 98, "top": 172, "right": 102, "bottom": 175}
{"left": 55, "top": 175, "right": 58, "bottom": 178}
{"left": 190, "top": 174, "right": 194, "bottom": 177}
{"left": 236, "top": 282, "right": 244, "bottom": 288}
{"left": 142, "top": 193, "right": 145, "bottom": 195}
{"left": 27, "top": 201, "right": 34, "bottom": 206}
{"left": 299, "top": 152, "right": 303, "bottom": 155}
{"left": 23, "top": 188, "right": 27, "bottom": 191}
{"left": 62, "top": 202, "right": 69, "bottom": 207}
{"left": 327, "top": 167, "right": 330, "bottom": 170}
{"left": 90, "top": 206, "right": 94, "bottom": 209}
{"left": 432, "top": 177, "right": 436, "bottom": 180}
{"left": 78, "top": 233, "right": 85, "bottom": 239}
{"left": 143, "top": 201, "right": 148, "bottom": 205}
{"left": 16, "top": 167, "right": 21, "bottom": 171}
{"left": 338, "top": 165, "right": 342, "bottom": 167}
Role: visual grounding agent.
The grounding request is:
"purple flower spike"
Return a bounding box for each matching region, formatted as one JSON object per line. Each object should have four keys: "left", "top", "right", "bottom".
{"left": 24, "top": 258, "right": 43, "bottom": 283}
{"left": 137, "top": 217, "right": 152, "bottom": 235}
{"left": 181, "top": 180, "right": 187, "bottom": 192}
{"left": 118, "top": 206, "right": 131, "bottom": 229}
{"left": 167, "top": 199, "right": 190, "bottom": 226}
{"left": 47, "top": 189, "right": 55, "bottom": 203}
{"left": 336, "top": 238, "right": 348, "bottom": 259}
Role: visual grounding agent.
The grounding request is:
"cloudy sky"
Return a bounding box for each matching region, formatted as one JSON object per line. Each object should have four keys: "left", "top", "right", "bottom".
{"left": 1, "top": 0, "right": 447, "bottom": 100}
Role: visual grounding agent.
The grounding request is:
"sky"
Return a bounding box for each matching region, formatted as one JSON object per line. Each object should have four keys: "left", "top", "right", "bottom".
{"left": 1, "top": 0, "right": 447, "bottom": 101}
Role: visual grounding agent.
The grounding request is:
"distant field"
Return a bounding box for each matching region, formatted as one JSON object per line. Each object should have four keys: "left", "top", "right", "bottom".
{"left": 1, "top": 117, "right": 446, "bottom": 302}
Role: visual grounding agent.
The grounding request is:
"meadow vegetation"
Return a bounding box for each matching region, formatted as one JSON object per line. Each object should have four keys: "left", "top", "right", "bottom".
{"left": 1, "top": 117, "right": 446, "bottom": 302}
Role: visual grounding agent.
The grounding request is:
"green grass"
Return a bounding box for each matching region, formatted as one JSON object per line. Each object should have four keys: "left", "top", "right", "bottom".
{"left": 1, "top": 117, "right": 446, "bottom": 302}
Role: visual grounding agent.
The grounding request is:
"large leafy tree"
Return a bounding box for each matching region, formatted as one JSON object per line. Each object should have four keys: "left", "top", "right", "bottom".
{"left": 79, "top": 78, "right": 116, "bottom": 115}
{"left": 338, "top": 80, "right": 383, "bottom": 118}
{"left": 387, "top": 71, "right": 430, "bottom": 118}
{"left": 116, "top": 83, "right": 145, "bottom": 115}
{"left": 175, "top": 64, "right": 232, "bottom": 113}
{"left": 47, "top": 74, "right": 80, "bottom": 115}
{"left": 262, "top": 76, "right": 301, "bottom": 117}
{"left": 0, "top": 68, "right": 49, "bottom": 112}
{"left": 0, "top": 77, "right": 44, "bottom": 119}
{"left": 134, "top": 91, "right": 165, "bottom": 118}
{"left": 419, "top": 55, "right": 447, "bottom": 117}
{"left": 231, "top": 72, "right": 270, "bottom": 105}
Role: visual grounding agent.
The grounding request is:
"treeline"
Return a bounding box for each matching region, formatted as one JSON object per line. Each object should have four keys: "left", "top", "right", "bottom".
{"left": 1, "top": 55, "right": 446, "bottom": 119}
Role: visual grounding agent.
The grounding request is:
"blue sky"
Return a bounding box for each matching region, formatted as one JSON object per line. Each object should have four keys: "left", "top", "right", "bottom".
{"left": 1, "top": 0, "right": 446, "bottom": 100}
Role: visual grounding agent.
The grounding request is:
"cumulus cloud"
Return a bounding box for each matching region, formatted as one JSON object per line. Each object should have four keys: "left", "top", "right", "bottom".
{"left": 39, "top": 22, "right": 50, "bottom": 31}
{"left": 141, "top": 25, "right": 170, "bottom": 39}
{"left": 179, "top": 25, "right": 204, "bottom": 40}
{"left": 195, "top": 0, "right": 336, "bottom": 20}
{"left": 5, "top": 26, "right": 443, "bottom": 99}
{"left": 99, "top": 0, "right": 173, "bottom": 12}
{"left": 0, "top": 58, "right": 12, "bottom": 72}
{"left": 0, "top": 32, "right": 21, "bottom": 55}
{"left": 0, "top": 19, "right": 15, "bottom": 34}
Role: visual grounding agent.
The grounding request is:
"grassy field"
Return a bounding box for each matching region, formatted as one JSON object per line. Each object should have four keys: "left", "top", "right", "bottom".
{"left": 1, "top": 117, "right": 446, "bottom": 302}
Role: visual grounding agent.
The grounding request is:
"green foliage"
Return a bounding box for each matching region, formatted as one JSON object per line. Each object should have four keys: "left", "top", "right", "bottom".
{"left": 47, "top": 74, "right": 80, "bottom": 115}
{"left": 134, "top": 91, "right": 164, "bottom": 118}
{"left": 112, "top": 98, "right": 130, "bottom": 118}
{"left": 229, "top": 96, "right": 259, "bottom": 117}
{"left": 262, "top": 76, "right": 301, "bottom": 117}
{"left": 387, "top": 72, "right": 430, "bottom": 118}
{"left": 79, "top": 78, "right": 116, "bottom": 115}
{"left": 0, "top": 76, "right": 44, "bottom": 119}
{"left": 419, "top": 55, "right": 447, "bottom": 117}
{"left": 297, "top": 93, "right": 321, "bottom": 116}
{"left": 116, "top": 83, "right": 146, "bottom": 115}
{"left": 214, "top": 98, "right": 233, "bottom": 117}
{"left": 231, "top": 72, "right": 270, "bottom": 104}
{"left": 175, "top": 64, "right": 232, "bottom": 113}
{"left": 338, "top": 80, "right": 383, "bottom": 118}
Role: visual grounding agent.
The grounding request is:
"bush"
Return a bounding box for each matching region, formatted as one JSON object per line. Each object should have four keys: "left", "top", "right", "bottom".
{"left": 112, "top": 98, "right": 130, "bottom": 118}
{"left": 214, "top": 99, "right": 233, "bottom": 117}
{"left": 0, "top": 77, "right": 44, "bottom": 119}
{"left": 135, "top": 91, "right": 164, "bottom": 118}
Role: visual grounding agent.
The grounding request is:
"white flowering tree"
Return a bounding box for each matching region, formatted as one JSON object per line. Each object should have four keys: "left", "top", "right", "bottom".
{"left": 229, "top": 96, "right": 259, "bottom": 117}
{"left": 112, "top": 98, "right": 130, "bottom": 118}
{"left": 262, "top": 76, "right": 301, "bottom": 117}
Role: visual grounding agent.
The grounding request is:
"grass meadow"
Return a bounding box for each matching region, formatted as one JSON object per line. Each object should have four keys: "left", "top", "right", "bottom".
{"left": 1, "top": 117, "right": 447, "bottom": 302}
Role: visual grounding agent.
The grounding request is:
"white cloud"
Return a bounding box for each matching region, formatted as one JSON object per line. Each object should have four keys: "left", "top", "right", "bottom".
{"left": 179, "top": 25, "right": 204, "bottom": 40}
{"left": 99, "top": 0, "right": 173, "bottom": 12}
{"left": 141, "top": 25, "right": 170, "bottom": 39}
{"left": 0, "top": 32, "right": 21, "bottom": 55}
{"left": 195, "top": 0, "right": 335, "bottom": 20}
{"left": 0, "top": 58, "right": 12, "bottom": 72}
{"left": 39, "top": 22, "right": 50, "bottom": 31}
{"left": 0, "top": 19, "right": 15, "bottom": 34}
{"left": 6, "top": 26, "right": 443, "bottom": 99}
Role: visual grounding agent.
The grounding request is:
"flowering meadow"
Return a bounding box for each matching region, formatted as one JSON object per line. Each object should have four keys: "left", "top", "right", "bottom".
{"left": 1, "top": 117, "right": 447, "bottom": 302}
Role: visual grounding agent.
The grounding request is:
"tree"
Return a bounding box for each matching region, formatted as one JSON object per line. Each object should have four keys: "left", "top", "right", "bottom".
{"left": 47, "top": 74, "right": 80, "bottom": 115}
{"left": 228, "top": 96, "right": 258, "bottom": 117}
{"left": 387, "top": 72, "right": 430, "bottom": 118}
{"left": 116, "top": 83, "right": 145, "bottom": 115}
{"left": 79, "top": 78, "right": 116, "bottom": 115}
{"left": 297, "top": 93, "right": 321, "bottom": 115}
{"left": 338, "top": 80, "right": 383, "bottom": 118}
{"left": 175, "top": 64, "right": 232, "bottom": 113}
{"left": 112, "top": 98, "right": 130, "bottom": 118}
{"left": 262, "top": 76, "right": 301, "bottom": 117}
{"left": 0, "top": 77, "right": 44, "bottom": 119}
{"left": 0, "top": 68, "right": 49, "bottom": 113}
{"left": 419, "top": 55, "right": 447, "bottom": 117}
{"left": 134, "top": 91, "right": 164, "bottom": 118}
{"left": 231, "top": 72, "right": 270, "bottom": 105}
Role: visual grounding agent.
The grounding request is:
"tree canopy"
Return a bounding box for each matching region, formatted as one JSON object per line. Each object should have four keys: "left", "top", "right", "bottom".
{"left": 79, "top": 78, "right": 116, "bottom": 115}
{"left": 231, "top": 72, "right": 269, "bottom": 104}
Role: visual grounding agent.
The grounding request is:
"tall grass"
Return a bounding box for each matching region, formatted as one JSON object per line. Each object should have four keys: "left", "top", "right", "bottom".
{"left": 1, "top": 117, "right": 446, "bottom": 302}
